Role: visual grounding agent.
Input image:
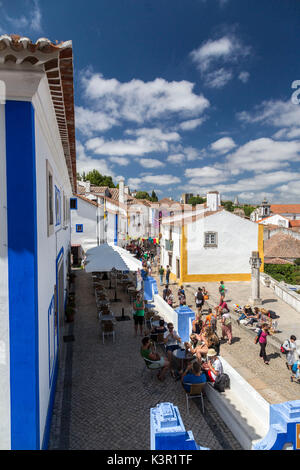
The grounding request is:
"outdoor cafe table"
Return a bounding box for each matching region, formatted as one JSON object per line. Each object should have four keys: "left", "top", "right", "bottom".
{"left": 173, "top": 347, "right": 194, "bottom": 370}
{"left": 151, "top": 319, "right": 166, "bottom": 328}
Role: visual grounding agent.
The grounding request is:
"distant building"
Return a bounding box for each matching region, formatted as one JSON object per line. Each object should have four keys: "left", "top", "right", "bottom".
{"left": 251, "top": 201, "right": 300, "bottom": 227}
{"left": 180, "top": 193, "right": 194, "bottom": 204}
{"left": 160, "top": 191, "right": 263, "bottom": 283}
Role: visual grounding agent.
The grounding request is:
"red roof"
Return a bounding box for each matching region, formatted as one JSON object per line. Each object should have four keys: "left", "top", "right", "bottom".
{"left": 270, "top": 204, "right": 300, "bottom": 214}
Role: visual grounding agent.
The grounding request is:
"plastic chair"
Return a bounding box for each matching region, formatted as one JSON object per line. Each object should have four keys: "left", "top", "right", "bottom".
{"left": 184, "top": 382, "right": 205, "bottom": 415}
{"left": 101, "top": 320, "right": 115, "bottom": 344}
{"left": 141, "top": 357, "right": 162, "bottom": 378}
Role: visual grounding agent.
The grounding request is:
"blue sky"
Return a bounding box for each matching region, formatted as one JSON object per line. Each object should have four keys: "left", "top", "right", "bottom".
{"left": 1, "top": 0, "right": 300, "bottom": 203}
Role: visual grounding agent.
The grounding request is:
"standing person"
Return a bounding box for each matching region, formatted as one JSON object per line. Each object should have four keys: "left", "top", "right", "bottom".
{"left": 256, "top": 323, "right": 271, "bottom": 365}
{"left": 159, "top": 265, "right": 164, "bottom": 286}
{"left": 166, "top": 265, "right": 171, "bottom": 285}
{"left": 178, "top": 285, "right": 186, "bottom": 306}
{"left": 219, "top": 281, "right": 226, "bottom": 301}
{"left": 282, "top": 335, "right": 297, "bottom": 371}
{"left": 195, "top": 287, "right": 204, "bottom": 314}
{"left": 133, "top": 293, "right": 145, "bottom": 337}
{"left": 163, "top": 284, "right": 169, "bottom": 301}
{"left": 221, "top": 310, "right": 232, "bottom": 345}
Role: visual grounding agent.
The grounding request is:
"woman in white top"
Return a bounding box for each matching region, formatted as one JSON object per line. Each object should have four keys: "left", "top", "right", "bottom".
{"left": 283, "top": 335, "right": 297, "bottom": 370}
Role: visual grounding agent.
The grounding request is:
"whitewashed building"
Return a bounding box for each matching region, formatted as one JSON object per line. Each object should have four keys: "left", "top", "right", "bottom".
{"left": 0, "top": 35, "right": 76, "bottom": 450}
{"left": 160, "top": 191, "right": 264, "bottom": 283}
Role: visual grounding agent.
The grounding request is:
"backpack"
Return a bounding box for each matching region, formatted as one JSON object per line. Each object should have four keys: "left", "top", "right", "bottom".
{"left": 254, "top": 329, "right": 262, "bottom": 344}
{"left": 214, "top": 373, "right": 230, "bottom": 393}
{"left": 280, "top": 341, "right": 290, "bottom": 354}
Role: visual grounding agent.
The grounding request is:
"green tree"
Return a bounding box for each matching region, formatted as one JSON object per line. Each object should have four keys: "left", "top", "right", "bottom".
{"left": 223, "top": 200, "right": 234, "bottom": 212}
{"left": 83, "top": 169, "right": 115, "bottom": 188}
{"left": 150, "top": 190, "right": 158, "bottom": 202}
{"left": 242, "top": 205, "right": 256, "bottom": 218}
{"left": 187, "top": 196, "right": 206, "bottom": 205}
{"left": 135, "top": 191, "right": 151, "bottom": 201}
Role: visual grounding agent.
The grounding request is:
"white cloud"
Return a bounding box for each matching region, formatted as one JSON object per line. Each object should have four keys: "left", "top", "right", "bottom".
{"left": 177, "top": 118, "right": 205, "bottom": 131}
{"left": 2, "top": 0, "right": 42, "bottom": 33}
{"left": 81, "top": 72, "right": 210, "bottom": 126}
{"left": 75, "top": 106, "right": 119, "bottom": 136}
{"left": 204, "top": 68, "right": 233, "bottom": 89}
{"left": 185, "top": 165, "right": 229, "bottom": 185}
{"left": 128, "top": 173, "right": 180, "bottom": 189}
{"left": 125, "top": 127, "right": 180, "bottom": 142}
{"left": 238, "top": 71, "right": 250, "bottom": 83}
{"left": 226, "top": 137, "right": 300, "bottom": 172}
{"left": 190, "top": 34, "right": 251, "bottom": 88}
{"left": 211, "top": 137, "right": 236, "bottom": 154}
{"left": 167, "top": 153, "right": 185, "bottom": 164}
{"left": 85, "top": 136, "right": 169, "bottom": 156}
{"left": 237, "top": 99, "right": 300, "bottom": 130}
{"left": 109, "top": 156, "right": 130, "bottom": 166}
{"left": 137, "top": 158, "right": 165, "bottom": 169}
{"left": 76, "top": 140, "right": 116, "bottom": 178}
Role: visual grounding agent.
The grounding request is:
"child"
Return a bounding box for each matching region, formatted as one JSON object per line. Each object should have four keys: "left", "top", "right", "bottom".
{"left": 291, "top": 359, "right": 300, "bottom": 383}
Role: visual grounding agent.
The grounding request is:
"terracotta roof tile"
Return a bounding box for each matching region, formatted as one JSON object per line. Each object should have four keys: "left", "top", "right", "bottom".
{"left": 264, "top": 233, "right": 300, "bottom": 258}
{"left": 0, "top": 34, "right": 77, "bottom": 192}
{"left": 270, "top": 204, "right": 300, "bottom": 214}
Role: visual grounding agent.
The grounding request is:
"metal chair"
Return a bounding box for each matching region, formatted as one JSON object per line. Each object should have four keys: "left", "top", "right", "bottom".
{"left": 101, "top": 320, "right": 115, "bottom": 344}
{"left": 184, "top": 382, "right": 205, "bottom": 415}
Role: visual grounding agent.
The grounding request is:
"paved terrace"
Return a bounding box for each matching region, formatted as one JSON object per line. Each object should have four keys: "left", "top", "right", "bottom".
{"left": 153, "top": 271, "right": 300, "bottom": 405}
{"left": 49, "top": 269, "right": 242, "bottom": 450}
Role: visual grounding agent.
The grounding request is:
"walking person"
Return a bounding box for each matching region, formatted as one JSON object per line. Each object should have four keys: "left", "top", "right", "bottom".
{"left": 255, "top": 323, "right": 271, "bottom": 365}
{"left": 282, "top": 335, "right": 297, "bottom": 371}
{"left": 166, "top": 265, "right": 171, "bottom": 285}
{"left": 159, "top": 265, "right": 164, "bottom": 286}
{"left": 221, "top": 310, "right": 232, "bottom": 345}
{"left": 195, "top": 287, "right": 204, "bottom": 314}
{"left": 219, "top": 281, "right": 226, "bottom": 301}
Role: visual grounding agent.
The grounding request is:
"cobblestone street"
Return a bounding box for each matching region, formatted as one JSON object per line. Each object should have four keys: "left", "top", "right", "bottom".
{"left": 48, "top": 269, "right": 242, "bottom": 450}
{"left": 153, "top": 271, "right": 300, "bottom": 405}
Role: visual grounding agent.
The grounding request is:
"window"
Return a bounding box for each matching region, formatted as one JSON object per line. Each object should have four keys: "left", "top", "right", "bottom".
{"left": 55, "top": 186, "right": 61, "bottom": 226}
{"left": 70, "top": 198, "right": 77, "bottom": 210}
{"left": 204, "top": 231, "right": 218, "bottom": 247}
{"left": 46, "top": 160, "right": 54, "bottom": 237}
{"left": 76, "top": 224, "right": 83, "bottom": 233}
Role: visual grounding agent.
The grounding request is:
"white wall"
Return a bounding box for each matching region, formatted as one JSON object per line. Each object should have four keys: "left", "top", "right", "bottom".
{"left": 187, "top": 211, "right": 259, "bottom": 275}
{"left": 34, "top": 77, "right": 73, "bottom": 448}
{"left": 71, "top": 198, "right": 98, "bottom": 252}
{"left": 0, "top": 103, "right": 11, "bottom": 449}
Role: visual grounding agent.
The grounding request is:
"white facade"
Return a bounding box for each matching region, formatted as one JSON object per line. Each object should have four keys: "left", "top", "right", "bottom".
{"left": 0, "top": 36, "right": 75, "bottom": 450}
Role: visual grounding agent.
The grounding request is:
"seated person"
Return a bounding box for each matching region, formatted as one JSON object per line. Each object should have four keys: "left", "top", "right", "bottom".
{"left": 202, "top": 349, "right": 223, "bottom": 383}
{"left": 192, "top": 313, "right": 203, "bottom": 334}
{"left": 166, "top": 290, "right": 174, "bottom": 307}
{"left": 163, "top": 323, "right": 181, "bottom": 375}
{"left": 206, "top": 327, "right": 221, "bottom": 356}
{"left": 150, "top": 319, "right": 167, "bottom": 341}
{"left": 186, "top": 332, "right": 209, "bottom": 362}
{"left": 237, "top": 305, "right": 253, "bottom": 322}
{"left": 246, "top": 307, "right": 261, "bottom": 326}
{"left": 181, "top": 361, "right": 207, "bottom": 392}
{"left": 140, "top": 336, "right": 170, "bottom": 381}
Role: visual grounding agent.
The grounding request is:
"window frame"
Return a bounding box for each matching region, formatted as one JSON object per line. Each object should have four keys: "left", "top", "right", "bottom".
{"left": 204, "top": 231, "right": 218, "bottom": 248}
{"left": 46, "top": 160, "right": 54, "bottom": 237}
{"left": 70, "top": 198, "right": 77, "bottom": 210}
{"left": 76, "top": 224, "right": 83, "bottom": 233}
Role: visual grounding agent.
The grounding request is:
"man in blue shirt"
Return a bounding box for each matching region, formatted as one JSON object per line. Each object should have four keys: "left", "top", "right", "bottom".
{"left": 181, "top": 361, "right": 207, "bottom": 392}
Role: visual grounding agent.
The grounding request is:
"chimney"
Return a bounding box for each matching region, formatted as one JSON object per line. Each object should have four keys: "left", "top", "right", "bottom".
{"left": 85, "top": 180, "right": 91, "bottom": 195}
{"left": 206, "top": 191, "right": 220, "bottom": 212}
{"left": 119, "top": 177, "right": 125, "bottom": 204}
